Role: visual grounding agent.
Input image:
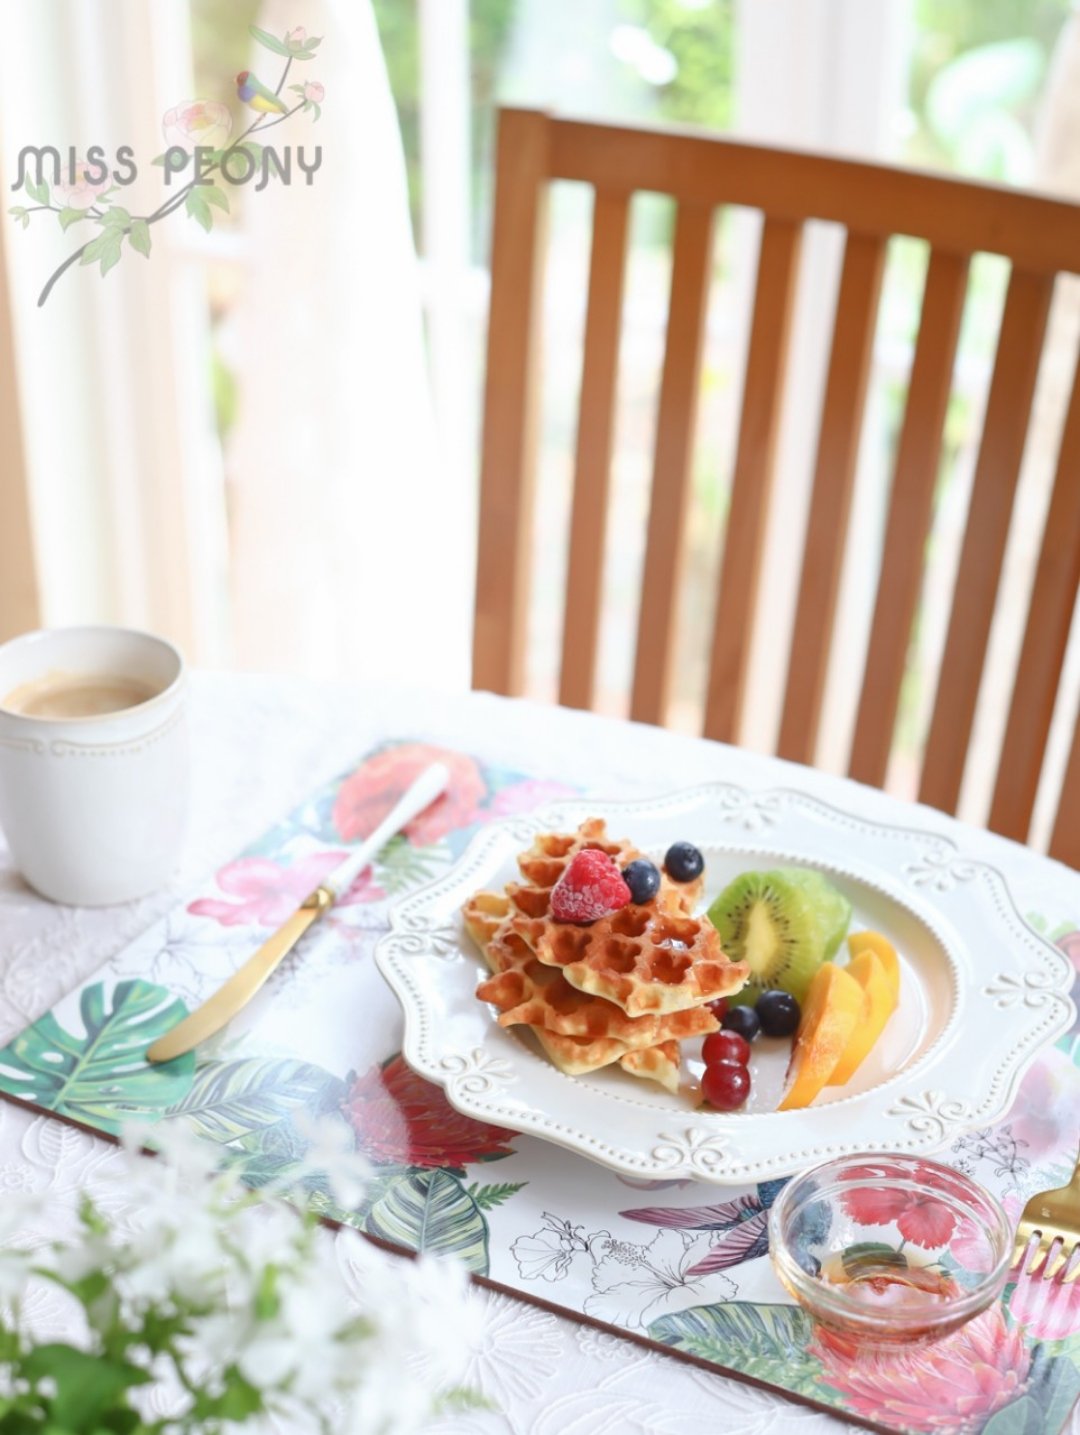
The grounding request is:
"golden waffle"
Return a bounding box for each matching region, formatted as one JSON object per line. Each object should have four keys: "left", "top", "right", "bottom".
{"left": 477, "top": 948, "right": 718, "bottom": 1047}
{"left": 516, "top": 904, "right": 747, "bottom": 1017}
{"left": 463, "top": 891, "right": 511, "bottom": 967}
{"left": 504, "top": 822, "right": 747, "bottom": 1017}
{"left": 619, "top": 1040, "right": 682, "bottom": 1094}
{"left": 507, "top": 819, "right": 704, "bottom": 918}
{"left": 530, "top": 1025, "right": 630, "bottom": 1075}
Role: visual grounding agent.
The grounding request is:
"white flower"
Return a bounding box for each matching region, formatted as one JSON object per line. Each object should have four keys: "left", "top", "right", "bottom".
{"left": 293, "top": 1111, "right": 370, "bottom": 1207}
{"left": 583, "top": 1228, "right": 736, "bottom": 1330}
{"left": 510, "top": 1213, "right": 605, "bottom": 1283}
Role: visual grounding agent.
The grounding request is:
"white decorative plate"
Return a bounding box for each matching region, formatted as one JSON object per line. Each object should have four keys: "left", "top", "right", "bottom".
{"left": 374, "top": 784, "right": 1075, "bottom": 1184}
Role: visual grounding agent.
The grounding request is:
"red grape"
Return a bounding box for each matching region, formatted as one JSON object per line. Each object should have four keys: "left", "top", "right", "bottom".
{"left": 705, "top": 996, "right": 729, "bottom": 1021}
{"left": 702, "top": 1031, "right": 750, "bottom": 1067}
{"left": 702, "top": 1060, "right": 751, "bottom": 1111}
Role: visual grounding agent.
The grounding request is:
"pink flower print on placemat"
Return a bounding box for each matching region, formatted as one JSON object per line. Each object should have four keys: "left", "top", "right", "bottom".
{"left": 333, "top": 745, "right": 486, "bottom": 848}
{"left": 189, "top": 851, "right": 383, "bottom": 928}
{"left": 841, "top": 1164, "right": 958, "bottom": 1248}
{"left": 489, "top": 778, "right": 577, "bottom": 817}
{"left": 810, "top": 1305, "right": 1030, "bottom": 1431}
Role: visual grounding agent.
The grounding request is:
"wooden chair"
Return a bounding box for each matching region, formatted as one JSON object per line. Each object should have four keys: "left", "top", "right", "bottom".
{"left": 472, "top": 107, "right": 1080, "bottom": 867}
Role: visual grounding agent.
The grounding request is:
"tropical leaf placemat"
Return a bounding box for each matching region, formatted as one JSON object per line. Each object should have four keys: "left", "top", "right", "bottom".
{"left": 1, "top": 741, "right": 1079, "bottom": 1435}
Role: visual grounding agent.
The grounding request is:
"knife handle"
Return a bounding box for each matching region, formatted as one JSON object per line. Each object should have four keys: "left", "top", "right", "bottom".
{"left": 321, "top": 761, "right": 451, "bottom": 900}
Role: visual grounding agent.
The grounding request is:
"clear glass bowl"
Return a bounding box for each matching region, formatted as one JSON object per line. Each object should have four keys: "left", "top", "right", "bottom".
{"left": 768, "top": 1153, "right": 1012, "bottom": 1345}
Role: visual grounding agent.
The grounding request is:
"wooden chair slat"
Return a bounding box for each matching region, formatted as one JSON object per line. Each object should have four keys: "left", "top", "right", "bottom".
{"left": 989, "top": 348, "right": 1080, "bottom": 842}
{"left": 919, "top": 268, "right": 1055, "bottom": 815}
{"left": 703, "top": 216, "right": 803, "bottom": 743}
{"left": 849, "top": 249, "right": 970, "bottom": 787}
{"left": 630, "top": 200, "right": 715, "bottom": 726}
{"left": 543, "top": 112, "right": 1080, "bottom": 275}
{"left": 0, "top": 209, "right": 38, "bottom": 640}
{"left": 777, "top": 230, "right": 887, "bottom": 765}
{"left": 1050, "top": 716, "right": 1080, "bottom": 869}
{"left": 560, "top": 189, "right": 631, "bottom": 710}
{"left": 472, "top": 109, "right": 550, "bottom": 695}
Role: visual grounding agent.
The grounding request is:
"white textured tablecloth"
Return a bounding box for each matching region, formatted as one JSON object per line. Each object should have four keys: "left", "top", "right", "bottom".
{"left": 1, "top": 671, "right": 1077, "bottom": 1435}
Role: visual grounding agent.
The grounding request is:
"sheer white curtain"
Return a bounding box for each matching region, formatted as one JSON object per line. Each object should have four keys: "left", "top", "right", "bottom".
{"left": 226, "top": 0, "right": 470, "bottom": 690}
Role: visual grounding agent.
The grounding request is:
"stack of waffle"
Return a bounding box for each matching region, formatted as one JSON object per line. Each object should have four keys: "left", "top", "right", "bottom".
{"left": 464, "top": 819, "right": 749, "bottom": 1092}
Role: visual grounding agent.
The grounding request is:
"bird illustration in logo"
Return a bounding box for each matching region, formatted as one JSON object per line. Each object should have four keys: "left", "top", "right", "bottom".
{"left": 235, "top": 70, "right": 289, "bottom": 115}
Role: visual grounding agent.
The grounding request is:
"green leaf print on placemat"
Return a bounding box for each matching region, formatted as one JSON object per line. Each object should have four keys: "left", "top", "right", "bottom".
{"left": 648, "top": 1302, "right": 830, "bottom": 1401}
{"left": 0, "top": 980, "right": 194, "bottom": 1134}
{"left": 365, "top": 1169, "right": 491, "bottom": 1273}
{"left": 166, "top": 1057, "right": 346, "bottom": 1145}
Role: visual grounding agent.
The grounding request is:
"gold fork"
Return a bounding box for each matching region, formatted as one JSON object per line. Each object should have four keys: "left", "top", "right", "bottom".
{"left": 1014, "top": 1147, "right": 1080, "bottom": 1283}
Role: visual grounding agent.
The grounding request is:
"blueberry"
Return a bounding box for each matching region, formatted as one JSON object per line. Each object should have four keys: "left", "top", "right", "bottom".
{"left": 755, "top": 989, "right": 801, "bottom": 1038}
{"left": 664, "top": 841, "right": 704, "bottom": 883}
{"left": 622, "top": 858, "right": 661, "bottom": 905}
{"left": 721, "top": 1005, "right": 761, "bottom": 1041}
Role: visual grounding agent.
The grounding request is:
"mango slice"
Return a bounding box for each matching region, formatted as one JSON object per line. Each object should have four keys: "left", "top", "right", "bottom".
{"left": 827, "top": 949, "right": 896, "bottom": 1086}
{"left": 777, "top": 962, "right": 865, "bottom": 1111}
{"left": 846, "top": 930, "right": 900, "bottom": 1004}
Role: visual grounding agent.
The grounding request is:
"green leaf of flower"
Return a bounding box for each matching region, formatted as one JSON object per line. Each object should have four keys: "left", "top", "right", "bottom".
{"left": 21, "top": 1345, "right": 149, "bottom": 1428}
{"left": 100, "top": 206, "right": 131, "bottom": 228}
{"left": 249, "top": 23, "right": 291, "bottom": 56}
{"left": 80, "top": 234, "right": 108, "bottom": 265}
{"left": 58, "top": 206, "right": 86, "bottom": 231}
{"left": 202, "top": 184, "right": 229, "bottom": 212}
{"left": 8, "top": 206, "right": 26, "bottom": 222}
{"left": 128, "top": 218, "right": 151, "bottom": 257}
{"left": 98, "top": 229, "right": 124, "bottom": 276}
{"left": 184, "top": 188, "right": 213, "bottom": 232}
{"left": 306, "top": 36, "right": 323, "bottom": 48}
{"left": 23, "top": 177, "right": 50, "bottom": 205}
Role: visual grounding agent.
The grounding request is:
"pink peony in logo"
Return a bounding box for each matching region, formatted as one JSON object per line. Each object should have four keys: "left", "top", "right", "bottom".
{"left": 54, "top": 159, "right": 110, "bottom": 211}
{"left": 162, "top": 99, "right": 233, "bottom": 154}
{"left": 303, "top": 80, "right": 325, "bottom": 103}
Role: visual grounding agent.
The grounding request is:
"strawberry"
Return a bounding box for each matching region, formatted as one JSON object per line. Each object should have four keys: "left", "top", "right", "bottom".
{"left": 550, "top": 849, "right": 632, "bottom": 924}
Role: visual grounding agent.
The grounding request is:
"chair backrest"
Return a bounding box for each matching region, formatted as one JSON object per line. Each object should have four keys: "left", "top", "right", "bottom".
{"left": 473, "top": 107, "right": 1080, "bottom": 866}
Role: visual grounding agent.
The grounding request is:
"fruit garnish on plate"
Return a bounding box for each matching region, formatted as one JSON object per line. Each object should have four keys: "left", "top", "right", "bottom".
{"left": 706, "top": 868, "right": 851, "bottom": 1008}
{"left": 778, "top": 931, "right": 902, "bottom": 1111}
{"left": 464, "top": 820, "right": 748, "bottom": 1093}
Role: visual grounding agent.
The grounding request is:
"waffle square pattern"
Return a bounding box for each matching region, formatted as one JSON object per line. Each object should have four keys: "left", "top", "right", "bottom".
{"left": 464, "top": 819, "right": 749, "bottom": 1091}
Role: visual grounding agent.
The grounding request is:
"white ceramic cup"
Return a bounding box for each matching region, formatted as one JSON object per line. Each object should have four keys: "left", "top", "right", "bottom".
{"left": 0, "top": 626, "right": 188, "bottom": 905}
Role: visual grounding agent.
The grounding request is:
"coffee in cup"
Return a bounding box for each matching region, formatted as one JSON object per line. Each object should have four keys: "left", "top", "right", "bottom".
{"left": 2, "top": 671, "right": 159, "bottom": 720}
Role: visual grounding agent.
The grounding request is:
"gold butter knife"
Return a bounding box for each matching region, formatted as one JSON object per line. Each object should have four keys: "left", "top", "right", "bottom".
{"left": 146, "top": 761, "right": 451, "bottom": 1064}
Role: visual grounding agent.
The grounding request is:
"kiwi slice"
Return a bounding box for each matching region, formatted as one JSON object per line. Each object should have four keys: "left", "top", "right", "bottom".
{"left": 706, "top": 868, "right": 851, "bottom": 1007}
{"left": 779, "top": 867, "right": 852, "bottom": 961}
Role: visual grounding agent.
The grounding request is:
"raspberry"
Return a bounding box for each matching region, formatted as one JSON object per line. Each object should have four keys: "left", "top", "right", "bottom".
{"left": 551, "top": 849, "right": 632, "bottom": 924}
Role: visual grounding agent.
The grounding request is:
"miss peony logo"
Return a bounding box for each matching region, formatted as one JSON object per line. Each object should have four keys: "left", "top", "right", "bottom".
{"left": 8, "top": 24, "right": 325, "bottom": 307}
